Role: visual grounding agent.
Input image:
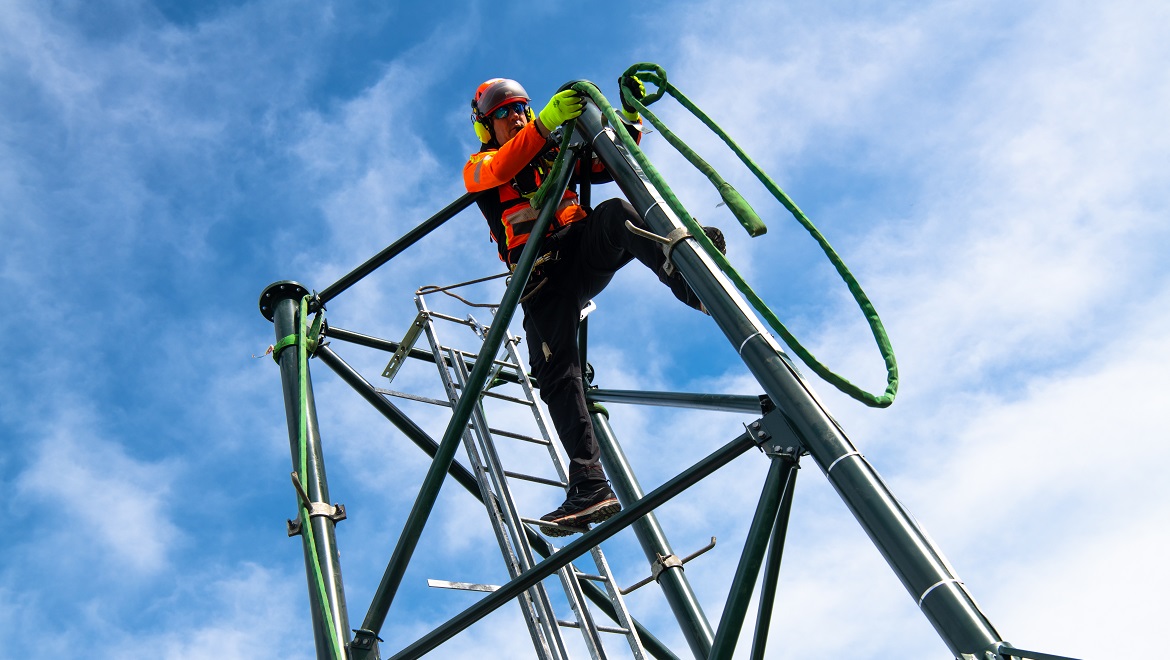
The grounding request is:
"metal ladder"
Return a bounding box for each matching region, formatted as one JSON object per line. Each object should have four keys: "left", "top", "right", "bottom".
{"left": 381, "top": 289, "right": 646, "bottom": 660}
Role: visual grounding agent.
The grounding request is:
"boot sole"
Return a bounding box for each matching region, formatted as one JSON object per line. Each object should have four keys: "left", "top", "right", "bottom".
{"left": 539, "top": 497, "right": 621, "bottom": 536}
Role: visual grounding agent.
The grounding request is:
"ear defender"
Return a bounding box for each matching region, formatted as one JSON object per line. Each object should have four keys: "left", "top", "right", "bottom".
{"left": 525, "top": 106, "right": 536, "bottom": 123}
{"left": 474, "top": 119, "right": 492, "bottom": 144}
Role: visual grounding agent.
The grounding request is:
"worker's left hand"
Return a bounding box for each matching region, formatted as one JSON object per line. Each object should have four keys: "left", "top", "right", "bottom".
{"left": 620, "top": 75, "right": 645, "bottom": 121}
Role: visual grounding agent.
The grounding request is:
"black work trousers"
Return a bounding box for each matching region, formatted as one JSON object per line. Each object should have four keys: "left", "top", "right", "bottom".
{"left": 520, "top": 198, "right": 692, "bottom": 489}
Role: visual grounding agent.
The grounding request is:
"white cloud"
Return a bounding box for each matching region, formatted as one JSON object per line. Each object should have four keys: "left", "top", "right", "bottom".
{"left": 14, "top": 407, "right": 181, "bottom": 574}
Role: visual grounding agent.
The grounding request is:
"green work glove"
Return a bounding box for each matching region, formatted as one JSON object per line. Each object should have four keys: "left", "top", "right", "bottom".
{"left": 620, "top": 75, "right": 645, "bottom": 121}
{"left": 538, "top": 90, "right": 583, "bottom": 132}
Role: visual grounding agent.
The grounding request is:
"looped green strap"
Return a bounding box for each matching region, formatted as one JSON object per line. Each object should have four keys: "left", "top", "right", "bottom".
{"left": 573, "top": 65, "right": 898, "bottom": 408}
{"left": 271, "top": 334, "right": 297, "bottom": 363}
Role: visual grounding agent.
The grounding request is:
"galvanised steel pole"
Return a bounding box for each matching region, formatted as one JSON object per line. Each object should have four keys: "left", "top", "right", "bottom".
{"left": 574, "top": 89, "right": 1007, "bottom": 659}
{"left": 352, "top": 143, "right": 583, "bottom": 653}
{"left": 260, "top": 281, "right": 351, "bottom": 659}
{"left": 591, "top": 408, "right": 715, "bottom": 658}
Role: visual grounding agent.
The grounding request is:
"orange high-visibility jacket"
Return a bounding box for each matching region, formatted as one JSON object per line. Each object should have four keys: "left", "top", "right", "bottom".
{"left": 463, "top": 119, "right": 639, "bottom": 264}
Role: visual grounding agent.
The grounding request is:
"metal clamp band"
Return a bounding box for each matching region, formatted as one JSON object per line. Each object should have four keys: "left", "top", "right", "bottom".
{"left": 826, "top": 451, "right": 860, "bottom": 473}
{"left": 918, "top": 578, "right": 960, "bottom": 607}
{"left": 738, "top": 331, "right": 764, "bottom": 356}
{"left": 642, "top": 199, "right": 663, "bottom": 220}
{"left": 592, "top": 125, "right": 615, "bottom": 144}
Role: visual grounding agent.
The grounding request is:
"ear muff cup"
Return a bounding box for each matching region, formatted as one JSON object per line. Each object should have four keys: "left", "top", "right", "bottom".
{"left": 474, "top": 120, "right": 492, "bottom": 144}
{"left": 525, "top": 106, "right": 536, "bottom": 122}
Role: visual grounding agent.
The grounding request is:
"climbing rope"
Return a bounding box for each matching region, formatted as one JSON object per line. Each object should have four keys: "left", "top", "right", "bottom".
{"left": 568, "top": 65, "right": 898, "bottom": 407}
{"left": 295, "top": 296, "right": 345, "bottom": 659}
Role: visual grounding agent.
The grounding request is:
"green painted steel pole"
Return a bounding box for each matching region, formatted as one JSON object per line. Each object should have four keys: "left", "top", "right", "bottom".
{"left": 325, "top": 325, "right": 525, "bottom": 386}
{"left": 317, "top": 346, "right": 679, "bottom": 660}
{"left": 313, "top": 192, "right": 482, "bottom": 310}
{"left": 750, "top": 455, "right": 799, "bottom": 660}
{"left": 575, "top": 96, "right": 1006, "bottom": 659}
{"left": 591, "top": 409, "right": 715, "bottom": 658}
{"left": 260, "top": 281, "right": 351, "bottom": 659}
{"left": 316, "top": 346, "right": 680, "bottom": 660}
{"left": 314, "top": 345, "right": 483, "bottom": 496}
{"left": 356, "top": 144, "right": 582, "bottom": 642}
{"left": 387, "top": 429, "right": 759, "bottom": 660}
{"left": 708, "top": 454, "right": 788, "bottom": 660}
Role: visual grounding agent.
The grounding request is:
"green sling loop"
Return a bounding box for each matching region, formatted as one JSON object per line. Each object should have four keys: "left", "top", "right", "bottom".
{"left": 569, "top": 64, "right": 898, "bottom": 407}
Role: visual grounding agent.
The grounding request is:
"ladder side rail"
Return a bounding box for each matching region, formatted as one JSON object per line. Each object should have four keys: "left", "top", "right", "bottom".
{"left": 417, "top": 297, "right": 568, "bottom": 660}
{"left": 587, "top": 545, "right": 646, "bottom": 660}
{"left": 448, "top": 345, "right": 607, "bottom": 660}
{"left": 487, "top": 317, "right": 648, "bottom": 658}
{"left": 496, "top": 325, "right": 573, "bottom": 484}
{"left": 446, "top": 346, "right": 548, "bottom": 568}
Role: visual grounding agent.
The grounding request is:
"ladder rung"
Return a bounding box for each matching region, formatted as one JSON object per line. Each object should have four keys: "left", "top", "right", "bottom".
{"left": 520, "top": 517, "right": 587, "bottom": 534}
{"left": 373, "top": 388, "right": 453, "bottom": 408}
{"left": 452, "top": 383, "right": 534, "bottom": 407}
{"left": 488, "top": 427, "right": 551, "bottom": 445}
{"left": 571, "top": 571, "right": 609, "bottom": 583}
{"left": 480, "top": 390, "right": 536, "bottom": 406}
{"left": 556, "top": 620, "right": 631, "bottom": 635}
{"left": 504, "top": 471, "right": 567, "bottom": 488}
{"left": 428, "top": 311, "right": 476, "bottom": 326}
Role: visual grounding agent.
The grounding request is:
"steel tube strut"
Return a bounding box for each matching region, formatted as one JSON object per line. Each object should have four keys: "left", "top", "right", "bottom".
{"left": 319, "top": 344, "right": 679, "bottom": 660}
{"left": 750, "top": 454, "right": 799, "bottom": 660}
{"left": 591, "top": 409, "right": 714, "bottom": 658}
{"left": 388, "top": 430, "right": 760, "bottom": 660}
{"left": 261, "top": 281, "right": 351, "bottom": 659}
{"left": 315, "top": 345, "right": 483, "bottom": 496}
{"left": 325, "top": 325, "right": 526, "bottom": 386}
{"left": 357, "top": 145, "right": 583, "bottom": 640}
{"left": 313, "top": 191, "right": 482, "bottom": 310}
{"left": 573, "top": 91, "right": 1005, "bottom": 658}
{"left": 708, "top": 453, "right": 790, "bottom": 660}
{"left": 589, "top": 388, "right": 764, "bottom": 414}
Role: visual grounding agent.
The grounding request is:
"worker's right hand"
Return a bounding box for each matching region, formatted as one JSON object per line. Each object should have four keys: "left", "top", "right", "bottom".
{"left": 538, "top": 90, "right": 584, "bottom": 133}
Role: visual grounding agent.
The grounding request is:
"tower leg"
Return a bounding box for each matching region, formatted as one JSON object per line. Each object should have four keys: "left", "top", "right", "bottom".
{"left": 591, "top": 409, "right": 715, "bottom": 658}
{"left": 261, "top": 281, "right": 351, "bottom": 659}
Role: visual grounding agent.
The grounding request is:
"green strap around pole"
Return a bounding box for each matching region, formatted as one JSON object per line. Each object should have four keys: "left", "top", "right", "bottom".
{"left": 568, "top": 65, "right": 898, "bottom": 408}
{"left": 296, "top": 296, "right": 345, "bottom": 659}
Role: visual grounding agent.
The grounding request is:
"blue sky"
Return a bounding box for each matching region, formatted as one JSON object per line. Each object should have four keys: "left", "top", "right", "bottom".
{"left": 2, "top": 1, "right": 1167, "bottom": 658}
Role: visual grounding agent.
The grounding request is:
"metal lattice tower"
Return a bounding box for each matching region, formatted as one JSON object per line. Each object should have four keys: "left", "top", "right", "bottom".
{"left": 258, "top": 80, "right": 1081, "bottom": 660}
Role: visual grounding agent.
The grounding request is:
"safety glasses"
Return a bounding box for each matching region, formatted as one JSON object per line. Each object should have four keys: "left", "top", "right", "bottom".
{"left": 491, "top": 101, "right": 528, "bottom": 120}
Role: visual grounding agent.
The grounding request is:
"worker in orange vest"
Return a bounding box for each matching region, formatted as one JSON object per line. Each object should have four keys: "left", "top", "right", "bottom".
{"left": 464, "top": 78, "right": 724, "bottom": 535}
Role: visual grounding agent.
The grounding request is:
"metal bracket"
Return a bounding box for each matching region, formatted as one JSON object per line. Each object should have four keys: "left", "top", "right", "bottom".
{"left": 382, "top": 311, "right": 428, "bottom": 382}
{"left": 747, "top": 407, "right": 807, "bottom": 457}
{"left": 621, "top": 537, "right": 717, "bottom": 594}
{"left": 623, "top": 220, "right": 694, "bottom": 276}
{"left": 349, "top": 628, "right": 383, "bottom": 660}
{"left": 286, "top": 471, "right": 347, "bottom": 537}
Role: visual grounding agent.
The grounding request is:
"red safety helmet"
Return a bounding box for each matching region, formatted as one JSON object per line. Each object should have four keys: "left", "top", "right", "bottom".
{"left": 472, "top": 78, "right": 530, "bottom": 118}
